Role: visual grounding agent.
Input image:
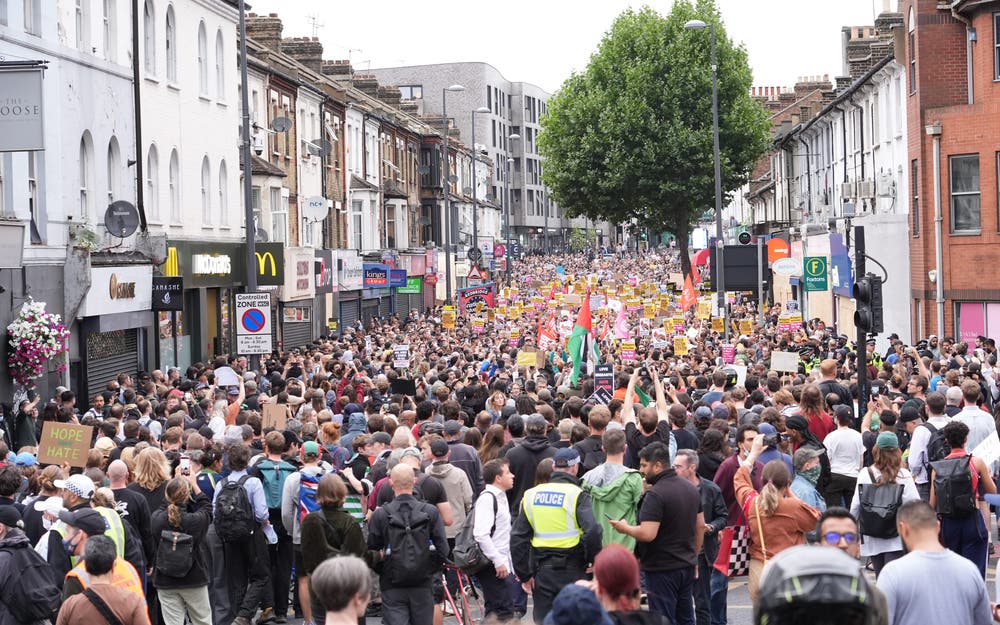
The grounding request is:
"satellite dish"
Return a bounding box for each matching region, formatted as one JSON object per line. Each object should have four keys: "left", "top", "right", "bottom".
{"left": 103, "top": 201, "right": 140, "bottom": 238}
{"left": 272, "top": 116, "right": 292, "bottom": 132}
{"left": 302, "top": 196, "right": 327, "bottom": 221}
{"left": 308, "top": 138, "right": 332, "bottom": 157}
{"left": 255, "top": 228, "right": 270, "bottom": 243}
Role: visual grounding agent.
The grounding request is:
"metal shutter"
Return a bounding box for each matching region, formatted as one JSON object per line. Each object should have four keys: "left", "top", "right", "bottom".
{"left": 86, "top": 329, "right": 139, "bottom": 399}
{"left": 281, "top": 305, "right": 313, "bottom": 350}
{"left": 340, "top": 299, "right": 360, "bottom": 332}
{"left": 361, "top": 300, "right": 379, "bottom": 326}
{"left": 379, "top": 295, "right": 391, "bottom": 319}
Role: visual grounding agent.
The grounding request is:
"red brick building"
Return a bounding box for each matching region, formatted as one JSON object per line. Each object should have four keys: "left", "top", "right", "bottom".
{"left": 908, "top": 0, "right": 1000, "bottom": 342}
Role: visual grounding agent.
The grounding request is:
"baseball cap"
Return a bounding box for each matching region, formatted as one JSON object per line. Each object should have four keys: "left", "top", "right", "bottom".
{"left": 282, "top": 430, "right": 302, "bottom": 449}
{"left": 876, "top": 432, "right": 899, "bottom": 449}
{"left": 94, "top": 437, "right": 116, "bottom": 457}
{"left": 430, "top": 439, "right": 450, "bottom": 458}
{"left": 553, "top": 448, "right": 581, "bottom": 469}
{"left": 0, "top": 506, "right": 21, "bottom": 528}
{"left": 694, "top": 406, "right": 713, "bottom": 421}
{"left": 13, "top": 452, "right": 36, "bottom": 467}
{"left": 898, "top": 405, "right": 921, "bottom": 423}
{"left": 758, "top": 423, "right": 778, "bottom": 438}
{"left": 227, "top": 387, "right": 240, "bottom": 396}
{"left": 32, "top": 496, "right": 64, "bottom": 515}
{"left": 302, "top": 441, "right": 321, "bottom": 458}
{"left": 543, "top": 584, "right": 613, "bottom": 625}
{"left": 712, "top": 404, "right": 731, "bottom": 420}
{"left": 58, "top": 508, "right": 107, "bottom": 536}
{"left": 54, "top": 474, "right": 96, "bottom": 500}
{"left": 443, "top": 420, "right": 463, "bottom": 436}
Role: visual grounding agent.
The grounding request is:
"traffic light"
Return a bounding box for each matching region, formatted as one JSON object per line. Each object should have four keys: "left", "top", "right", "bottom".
{"left": 853, "top": 272, "right": 884, "bottom": 333}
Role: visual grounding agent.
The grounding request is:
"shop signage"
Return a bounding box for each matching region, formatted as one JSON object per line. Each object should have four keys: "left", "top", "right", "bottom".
{"left": 363, "top": 263, "right": 389, "bottom": 287}
{"left": 336, "top": 252, "right": 364, "bottom": 291}
{"left": 255, "top": 242, "right": 285, "bottom": 287}
{"left": 80, "top": 265, "right": 153, "bottom": 316}
{"left": 389, "top": 269, "right": 407, "bottom": 288}
{"left": 314, "top": 249, "right": 335, "bottom": 294}
{"left": 0, "top": 68, "right": 45, "bottom": 152}
{"left": 280, "top": 247, "right": 315, "bottom": 301}
{"left": 803, "top": 256, "right": 828, "bottom": 292}
{"left": 235, "top": 292, "right": 273, "bottom": 355}
{"left": 152, "top": 276, "right": 183, "bottom": 311}
{"left": 193, "top": 254, "right": 232, "bottom": 275}
{"left": 163, "top": 241, "right": 245, "bottom": 288}
{"left": 397, "top": 276, "right": 422, "bottom": 294}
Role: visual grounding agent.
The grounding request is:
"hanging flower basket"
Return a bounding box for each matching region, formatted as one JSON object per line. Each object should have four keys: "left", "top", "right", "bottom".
{"left": 7, "top": 299, "right": 69, "bottom": 388}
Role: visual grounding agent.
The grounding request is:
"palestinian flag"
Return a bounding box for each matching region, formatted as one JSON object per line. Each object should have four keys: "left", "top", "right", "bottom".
{"left": 568, "top": 292, "right": 600, "bottom": 385}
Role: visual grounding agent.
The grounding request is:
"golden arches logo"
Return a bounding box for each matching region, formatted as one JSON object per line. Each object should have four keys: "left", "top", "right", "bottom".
{"left": 164, "top": 247, "right": 179, "bottom": 277}
{"left": 256, "top": 252, "right": 277, "bottom": 276}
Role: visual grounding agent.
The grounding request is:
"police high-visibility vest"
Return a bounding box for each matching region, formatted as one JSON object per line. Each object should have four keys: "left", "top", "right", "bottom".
{"left": 94, "top": 506, "right": 126, "bottom": 558}
{"left": 65, "top": 556, "right": 145, "bottom": 605}
{"left": 521, "top": 481, "right": 582, "bottom": 549}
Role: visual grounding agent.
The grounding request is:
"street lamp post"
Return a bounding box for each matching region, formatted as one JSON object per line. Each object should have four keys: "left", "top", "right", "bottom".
{"left": 470, "top": 106, "right": 490, "bottom": 271}
{"left": 505, "top": 133, "right": 520, "bottom": 284}
{"left": 685, "top": 19, "right": 727, "bottom": 342}
{"left": 442, "top": 84, "right": 464, "bottom": 304}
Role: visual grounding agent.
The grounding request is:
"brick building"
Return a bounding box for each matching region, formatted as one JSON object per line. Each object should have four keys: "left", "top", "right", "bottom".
{"left": 907, "top": 0, "right": 1000, "bottom": 341}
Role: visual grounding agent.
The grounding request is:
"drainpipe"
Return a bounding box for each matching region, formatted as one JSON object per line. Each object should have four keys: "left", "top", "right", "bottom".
{"left": 951, "top": 7, "right": 974, "bottom": 105}
{"left": 927, "top": 121, "right": 944, "bottom": 338}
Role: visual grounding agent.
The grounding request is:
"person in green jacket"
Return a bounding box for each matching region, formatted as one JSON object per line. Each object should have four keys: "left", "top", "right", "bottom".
{"left": 581, "top": 428, "right": 644, "bottom": 550}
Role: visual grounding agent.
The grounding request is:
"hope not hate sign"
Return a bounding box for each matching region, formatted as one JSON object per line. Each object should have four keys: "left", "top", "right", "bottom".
{"left": 37, "top": 422, "right": 94, "bottom": 468}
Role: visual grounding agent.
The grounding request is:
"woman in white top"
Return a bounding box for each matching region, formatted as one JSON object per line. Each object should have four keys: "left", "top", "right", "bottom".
{"left": 850, "top": 431, "right": 920, "bottom": 576}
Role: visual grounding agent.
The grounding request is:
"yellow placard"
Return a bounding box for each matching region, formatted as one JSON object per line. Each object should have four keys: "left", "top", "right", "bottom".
{"left": 643, "top": 302, "right": 657, "bottom": 319}
{"left": 442, "top": 306, "right": 456, "bottom": 329}
{"left": 739, "top": 319, "right": 753, "bottom": 335}
{"left": 517, "top": 351, "right": 537, "bottom": 368}
{"left": 673, "top": 336, "right": 689, "bottom": 355}
{"left": 697, "top": 301, "right": 712, "bottom": 320}
{"left": 712, "top": 317, "right": 724, "bottom": 333}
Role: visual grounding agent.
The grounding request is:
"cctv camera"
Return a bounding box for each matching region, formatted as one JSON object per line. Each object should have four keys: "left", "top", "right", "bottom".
{"left": 252, "top": 135, "right": 265, "bottom": 157}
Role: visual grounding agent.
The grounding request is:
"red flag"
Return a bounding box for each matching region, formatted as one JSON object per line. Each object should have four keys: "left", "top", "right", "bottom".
{"left": 681, "top": 274, "right": 697, "bottom": 312}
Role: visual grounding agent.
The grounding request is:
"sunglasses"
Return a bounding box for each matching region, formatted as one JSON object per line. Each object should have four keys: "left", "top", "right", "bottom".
{"left": 823, "top": 531, "right": 859, "bottom": 545}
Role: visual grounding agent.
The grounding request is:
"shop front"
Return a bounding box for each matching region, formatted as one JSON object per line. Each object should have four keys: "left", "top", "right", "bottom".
{"left": 160, "top": 241, "right": 244, "bottom": 370}
{"left": 314, "top": 249, "right": 336, "bottom": 338}
{"left": 396, "top": 252, "right": 427, "bottom": 316}
{"left": 362, "top": 263, "right": 392, "bottom": 324}
{"left": 955, "top": 302, "right": 1000, "bottom": 345}
{"left": 78, "top": 263, "right": 154, "bottom": 398}
{"left": 279, "top": 247, "right": 316, "bottom": 350}
{"left": 336, "top": 251, "right": 363, "bottom": 333}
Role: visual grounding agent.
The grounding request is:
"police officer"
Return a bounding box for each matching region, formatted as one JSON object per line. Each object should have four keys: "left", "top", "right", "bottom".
{"left": 510, "top": 447, "right": 602, "bottom": 624}
{"left": 799, "top": 345, "right": 821, "bottom": 375}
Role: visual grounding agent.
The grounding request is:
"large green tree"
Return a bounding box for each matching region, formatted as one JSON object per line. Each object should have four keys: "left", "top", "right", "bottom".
{"left": 539, "top": 0, "right": 770, "bottom": 279}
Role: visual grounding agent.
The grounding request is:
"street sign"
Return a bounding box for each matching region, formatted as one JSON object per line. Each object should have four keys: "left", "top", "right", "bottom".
{"left": 425, "top": 273, "right": 439, "bottom": 286}
{"left": 511, "top": 243, "right": 522, "bottom": 256}
{"left": 235, "top": 292, "right": 273, "bottom": 355}
{"left": 493, "top": 243, "right": 507, "bottom": 258}
{"left": 468, "top": 247, "right": 483, "bottom": 262}
{"left": 467, "top": 264, "right": 485, "bottom": 280}
{"left": 803, "top": 256, "right": 829, "bottom": 291}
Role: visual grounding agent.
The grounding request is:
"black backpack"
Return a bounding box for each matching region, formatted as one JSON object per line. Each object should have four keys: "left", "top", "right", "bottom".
{"left": 931, "top": 455, "right": 977, "bottom": 517}
{"left": 214, "top": 475, "right": 256, "bottom": 541}
{"left": 382, "top": 499, "right": 440, "bottom": 587}
{"left": 156, "top": 529, "right": 195, "bottom": 577}
{"left": 921, "top": 423, "right": 950, "bottom": 474}
{"left": 857, "top": 467, "right": 905, "bottom": 539}
{"left": 0, "top": 542, "right": 61, "bottom": 623}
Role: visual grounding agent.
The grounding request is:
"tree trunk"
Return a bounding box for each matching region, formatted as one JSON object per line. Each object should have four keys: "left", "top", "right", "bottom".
{"left": 675, "top": 222, "right": 692, "bottom": 284}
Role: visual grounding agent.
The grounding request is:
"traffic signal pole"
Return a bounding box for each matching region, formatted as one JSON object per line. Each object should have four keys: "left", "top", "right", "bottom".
{"left": 854, "top": 225, "right": 868, "bottom": 418}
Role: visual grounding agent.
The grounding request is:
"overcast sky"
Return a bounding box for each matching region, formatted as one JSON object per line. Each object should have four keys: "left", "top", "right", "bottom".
{"left": 246, "top": 0, "right": 889, "bottom": 94}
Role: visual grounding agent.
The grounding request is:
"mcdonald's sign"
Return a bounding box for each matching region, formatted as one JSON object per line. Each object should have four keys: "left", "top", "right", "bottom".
{"left": 164, "top": 247, "right": 180, "bottom": 277}
{"left": 254, "top": 242, "right": 284, "bottom": 286}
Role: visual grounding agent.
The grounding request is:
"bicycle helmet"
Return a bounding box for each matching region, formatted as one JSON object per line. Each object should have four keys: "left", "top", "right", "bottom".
{"left": 755, "top": 545, "right": 887, "bottom": 625}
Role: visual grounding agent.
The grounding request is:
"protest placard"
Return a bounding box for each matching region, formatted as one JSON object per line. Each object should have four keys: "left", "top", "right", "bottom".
{"left": 37, "top": 422, "right": 94, "bottom": 468}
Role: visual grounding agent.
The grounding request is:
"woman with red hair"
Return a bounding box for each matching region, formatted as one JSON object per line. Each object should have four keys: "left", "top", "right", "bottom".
{"left": 581, "top": 544, "right": 670, "bottom": 625}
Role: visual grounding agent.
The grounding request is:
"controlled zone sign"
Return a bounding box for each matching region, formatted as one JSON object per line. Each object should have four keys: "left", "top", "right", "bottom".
{"left": 236, "top": 292, "right": 273, "bottom": 355}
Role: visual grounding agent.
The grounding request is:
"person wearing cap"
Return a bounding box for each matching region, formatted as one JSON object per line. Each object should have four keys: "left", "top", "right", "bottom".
{"left": 847, "top": 431, "right": 919, "bottom": 577}
{"left": 442, "top": 419, "right": 485, "bottom": 496}
{"left": 62, "top": 508, "right": 144, "bottom": 603}
{"left": 280, "top": 440, "right": 328, "bottom": 625}
{"left": 609, "top": 442, "right": 702, "bottom": 625}
{"left": 876, "top": 501, "right": 991, "bottom": 625}
{"left": 505, "top": 414, "right": 556, "bottom": 516}
{"left": 511, "top": 446, "right": 602, "bottom": 624}
{"left": 783, "top": 414, "right": 831, "bottom": 496}
{"left": 58, "top": 535, "right": 150, "bottom": 625}
{"left": 541, "top": 583, "right": 613, "bottom": 625}
{"left": 790, "top": 448, "right": 826, "bottom": 512}
{"left": 756, "top": 423, "right": 794, "bottom": 476}
{"left": 46, "top": 473, "right": 125, "bottom": 587}
{"left": 424, "top": 438, "right": 473, "bottom": 542}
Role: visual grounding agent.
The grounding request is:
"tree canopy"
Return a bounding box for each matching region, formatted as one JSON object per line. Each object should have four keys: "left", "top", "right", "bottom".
{"left": 538, "top": 0, "right": 770, "bottom": 277}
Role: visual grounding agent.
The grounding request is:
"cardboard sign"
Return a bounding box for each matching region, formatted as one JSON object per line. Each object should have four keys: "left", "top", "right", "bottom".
{"left": 673, "top": 336, "right": 689, "bottom": 356}
{"left": 442, "top": 306, "right": 456, "bottom": 329}
{"left": 517, "top": 350, "right": 537, "bottom": 368}
{"left": 711, "top": 317, "right": 724, "bottom": 333}
{"left": 262, "top": 403, "right": 288, "bottom": 431}
{"left": 563, "top": 293, "right": 582, "bottom": 306}
{"left": 739, "top": 319, "right": 753, "bottom": 335}
{"left": 37, "top": 422, "right": 94, "bottom": 468}
{"left": 770, "top": 351, "right": 800, "bottom": 373}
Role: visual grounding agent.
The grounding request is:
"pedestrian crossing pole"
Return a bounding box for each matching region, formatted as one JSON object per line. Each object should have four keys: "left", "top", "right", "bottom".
{"left": 854, "top": 224, "right": 868, "bottom": 417}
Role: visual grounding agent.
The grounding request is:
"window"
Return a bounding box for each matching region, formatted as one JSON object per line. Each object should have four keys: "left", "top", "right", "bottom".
{"left": 270, "top": 188, "right": 287, "bottom": 243}
{"left": 911, "top": 160, "right": 919, "bottom": 237}
{"left": 215, "top": 30, "right": 225, "bottom": 100}
{"left": 251, "top": 186, "right": 261, "bottom": 236}
{"left": 351, "top": 199, "right": 363, "bottom": 249}
{"left": 143, "top": 0, "right": 155, "bottom": 74}
{"left": 27, "top": 152, "right": 41, "bottom": 244}
{"left": 146, "top": 145, "right": 159, "bottom": 221}
{"left": 197, "top": 21, "right": 208, "bottom": 95}
{"left": 102, "top": 0, "right": 114, "bottom": 60}
{"left": 106, "top": 136, "right": 120, "bottom": 205}
{"left": 24, "top": 0, "right": 39, "bottom": 35}
{"left": 165, "top": 6, "right": 176, "bottom": 81}
{"left": 200, "top": 156, "right": 211, "bottom": 224}
{"left": 218, "top": 160, "right": 228, "bottom": 226}
{"left": 950, "top": 154, "right": 980, "bottom": 232}
{"left": 908, "top": 7, "right": 916, "bottom": 93}
{"left": 398, "top": 85, "right": 422, "bottom": 99}
{"left": 79, "top": 133, "right": 94, "bottom": 218}
{"left": 995, "top": 13, "right": 1000, "bottom": 80}
{"left": 168, "top": 149, "right": 180, "bottom": 222}
{"left": 75, "top": 0, "right": 89, "bottom": 52}
{"left": 1, "top": 0, "right": 7, "bottom": 26}
{"left": 386, "top": 204, "right": 396, "bottom": 248}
